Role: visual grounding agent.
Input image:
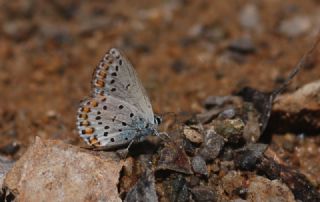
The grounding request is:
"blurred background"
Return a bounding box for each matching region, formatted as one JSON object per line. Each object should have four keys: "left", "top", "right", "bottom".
{"left": 0, "top": 0, "right": 320, "bottom": 152}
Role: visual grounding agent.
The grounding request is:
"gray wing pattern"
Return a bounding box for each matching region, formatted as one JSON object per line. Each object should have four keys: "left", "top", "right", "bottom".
{"left": 77, "top": 95, "right": 146, "bottom": 148}
{"left": 91, "top": 48, "right": 155, "bottom": 124}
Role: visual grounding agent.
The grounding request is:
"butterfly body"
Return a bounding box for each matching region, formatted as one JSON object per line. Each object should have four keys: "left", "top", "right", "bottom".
{"left": 77, "top": 48, "right": 160, "bottom": 149}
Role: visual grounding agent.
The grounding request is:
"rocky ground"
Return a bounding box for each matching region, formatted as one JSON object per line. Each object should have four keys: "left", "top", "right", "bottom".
{"left": 1, "top": 0, "right": 320, "bottom": 201}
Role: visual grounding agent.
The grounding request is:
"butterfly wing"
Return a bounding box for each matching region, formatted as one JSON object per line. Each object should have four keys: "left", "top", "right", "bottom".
{"left": 77, "top": 95, "right": 146, "bottom": 148}
{"left": 91, "top": 48, "right": 155, "bottom": 124}
{"left": 77, "top": 48, "right": 157, "bottom": 148}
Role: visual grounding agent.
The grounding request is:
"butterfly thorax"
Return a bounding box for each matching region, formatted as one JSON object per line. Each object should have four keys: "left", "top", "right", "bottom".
{"left": 131, "top": 117, "right": 158, "bottom": 140}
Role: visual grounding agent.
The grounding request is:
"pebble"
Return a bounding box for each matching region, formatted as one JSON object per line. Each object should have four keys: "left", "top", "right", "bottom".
{"left": 157, "top": 142, "right": 193, "bottom": 174}
{"left": 2, "top": 20, "right": 35, "bottom": 41}
{"left": 124, "top": 169, "right": 158, "bottom": 202}
{"left": 46, "top": 110, "right": 57, "bottom": 119}
{"left": 183, "top": 127, "right": 203, "bottom": 144}
{"left": 234, "top": 143, "right": 268, "bottom": 170}
{"left": 279, "top": 16, "right": 311, "bottom": 38}
{"left": 218, "top": 108, "right": 236, "bottom": 119}
{"left": 239, "top": 4, "right": 260, "bottom": 31}
{"left": 163, "top": 175, "right": 189, "bottom": 202}
{"left": 228, "top": 36, "right": 256, "bottom": 54}
{"left": 199, "top": 129, "right": 225, "bottom": 162}
{"left": 213, "top": 118, "right": 245, "bottom": 142}
{"left": 191, "top": 186, "right": 217, "bottom": 202}
{"left": 188, "top": 176, "right": 200, "bottom": 187}
{"left": 191, "top": 156, "right": 208, "bottom": 176}
{"left": 242, "top": 110, "right": 261, "bottom": 143}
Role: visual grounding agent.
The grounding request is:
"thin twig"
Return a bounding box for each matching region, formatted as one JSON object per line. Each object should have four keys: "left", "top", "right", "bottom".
{"left": 271, "top": 32, "right": 320, "bottom": 98}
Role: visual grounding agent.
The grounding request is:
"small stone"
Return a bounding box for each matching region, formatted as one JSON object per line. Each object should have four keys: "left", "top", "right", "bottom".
{"left": 163, "top": 175, "right": 189, "bottom": 202}
{"left": 2, "top": 20, "right": 36, "bottom": 41}
{"left": 46, "top": 110, "right": 57, "bottom": 119}
{"left": 191, "top": 186, "right": 217, "bottom": 202}
{"left": 191, "top": 156, "right": 208, "bottom": 176}
{"left": 199, "top": 130, "right": 225, "bottom": 162}
{"left": 157, "top": 142, "right": 193, "bottom": 174}
{"left": 242, "top": 110, "right": 261, "bottom": 143}
{"left": 189, "top": 176, "right": 200, "bottom": 187}
{"left": 239, "top": 4, "right": 261, "bottom": 31}
{"left": 183, "top": 127, "right": 203, "bottom": 144}
{"left": 228, "top": 36, "right": 256, "bottom": 54}
{"left": 124, "top": 169, "right": 158, "bottom": 202}
{"left": 218, "top": 108, "right": 236, "bottom": 119}
{"left": 213, "top": 118, "right": 245, "bottom": 143}
{"left": 234, "top": 143, "right": 268, "bottom": 170}
{"left": 188, "top": 24, "right": 203, "bottom": 38}
{"left": 183, "top": 139, "right": 196, "bottom": 156}
{"left": 279, "top": 16, "right": 311, "bottom": 38}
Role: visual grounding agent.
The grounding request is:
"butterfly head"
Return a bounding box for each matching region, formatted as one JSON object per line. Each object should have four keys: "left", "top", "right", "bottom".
{"left": 154, "top": 115, "right": 162, "bottom": 125}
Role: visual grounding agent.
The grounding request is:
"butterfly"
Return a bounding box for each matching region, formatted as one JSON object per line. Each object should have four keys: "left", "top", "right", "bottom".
{"left": 77, "top": 48, "right": 162, "bottom": 149}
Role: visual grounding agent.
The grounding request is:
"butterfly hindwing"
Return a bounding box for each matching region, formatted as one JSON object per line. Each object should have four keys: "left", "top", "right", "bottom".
{"left": 77, "top": 95, "right": 147, "bottom": 148}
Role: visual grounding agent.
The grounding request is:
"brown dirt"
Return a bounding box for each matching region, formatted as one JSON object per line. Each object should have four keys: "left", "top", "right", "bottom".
{"left": 0, "top": 0, "right": 320, "bottom": 190}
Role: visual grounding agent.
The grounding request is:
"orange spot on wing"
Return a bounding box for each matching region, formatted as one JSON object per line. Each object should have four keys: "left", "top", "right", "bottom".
{"left": 83, "top": 127, "right": 94, "bottom": 135}
{"left": 80, "top": 120, "right": 90, "bottom": 126}
{"left": 98, "top": 71, "right": 107, "bottom": 78}
{"left": 90, "top": 137, "right": 99, "bottom": 145}
{"left": 81, "top": 107, "right": 91, "bottom": 113}
{"left": 95, "top": 80, "right": 105, "bottom": 87}
{"left": 90, "top": 100, "right": 98, "bottom": 107}
{"left": 79, "top": 113, "right": 88, "bottom": 119}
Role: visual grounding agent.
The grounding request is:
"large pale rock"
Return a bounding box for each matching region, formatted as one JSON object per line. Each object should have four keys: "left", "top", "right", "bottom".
{"left": 272, "top": 80, "right": 320, "bottom": 132}
{"left": 274, "top": 80, "right": 320, "bottom": 113}
{"left": 4, "top": 137, "right": 124, "bottom": 202}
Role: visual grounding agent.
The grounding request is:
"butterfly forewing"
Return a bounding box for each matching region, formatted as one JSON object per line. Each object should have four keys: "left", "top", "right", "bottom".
{"left": 77, "top": 95, "right": 147, "bottom": 147}
{"left": 91, "top": 48, "right": 154, "bottom": 124}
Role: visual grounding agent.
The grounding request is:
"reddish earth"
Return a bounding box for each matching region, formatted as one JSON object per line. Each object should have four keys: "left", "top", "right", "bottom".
{"left": 0, "top": 0, "right": 320, "bottom": 193}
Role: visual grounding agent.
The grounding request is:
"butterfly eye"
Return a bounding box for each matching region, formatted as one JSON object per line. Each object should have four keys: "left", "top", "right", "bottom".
{"left": 154, "top": 116, "right": 162, "bottom": 125}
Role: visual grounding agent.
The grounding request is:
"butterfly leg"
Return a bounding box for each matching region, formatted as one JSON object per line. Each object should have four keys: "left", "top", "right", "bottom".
{"left": 155, "top": 131, "right": 170, "bottom": 141}
{"left": 116, "top": 138, "right": 137, "bottom": 159}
